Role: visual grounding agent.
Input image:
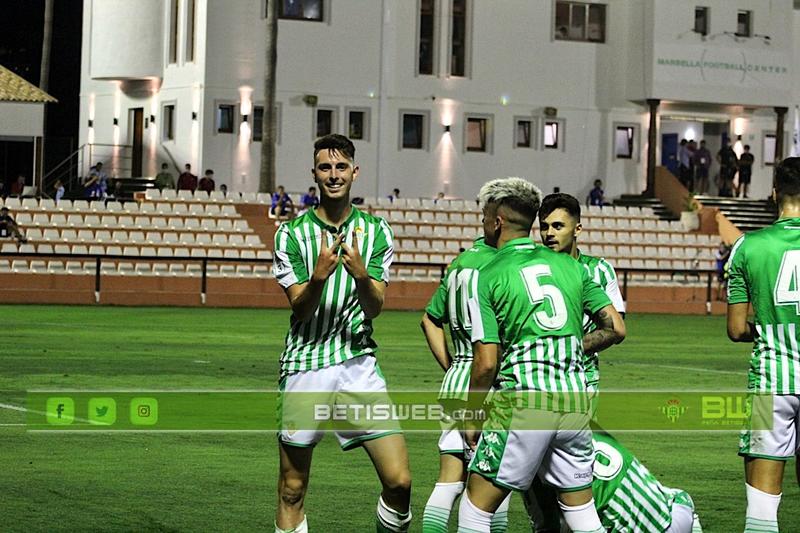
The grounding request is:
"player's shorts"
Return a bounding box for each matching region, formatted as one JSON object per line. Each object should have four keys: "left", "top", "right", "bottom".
{"left": 587, "top": 382, "right": 599, "bottom": 422}
{"left": 468, "top": 403, "right": 593, "bottom": 492}
{"left": 738, "top": 394, "right": 800, "bottom": 460}
{"left": 277, "top": 355, "right": 401, "bottom": 450}
{"left": 437, "top": 400, "right": 471, "bottom": 455}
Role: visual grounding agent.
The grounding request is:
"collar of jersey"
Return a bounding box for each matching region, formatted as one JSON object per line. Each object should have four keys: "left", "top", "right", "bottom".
{"left": 776, "top": 217, "right": 800, "bottom": 224}
{"left": 306, "top": 205, "right": 359, "bottom": 233}
{"left": 500, "top": 237, "right": 536, "bottom": 250}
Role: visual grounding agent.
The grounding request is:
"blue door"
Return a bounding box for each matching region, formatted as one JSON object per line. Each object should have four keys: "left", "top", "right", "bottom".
{"left": 661, "top": 133, "right": 679, "bottom": 177}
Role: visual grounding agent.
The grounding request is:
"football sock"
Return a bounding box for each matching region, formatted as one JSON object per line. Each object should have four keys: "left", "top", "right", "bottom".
{"left": 744, "top": 484, "right": 780, "bottom": 533}
{"left": 559, "top": 499, "right": 604, "bottom": 533}
{"left": 490, "top": 492, "right": 511, "bottom": 533}
{"left": 422, "top": 481, "right": 464, "bottom": 533}
{"left": 457, "top": 493, "right": 493, "bottom": 533}
{"left": 692, "top": 513, "right": 703, "bottom": 533}
{"left": 376, "top": 495, "right": 412, "bottom": 532}
{"left": 274, "top": 515, "right": 308, "bottom": 533}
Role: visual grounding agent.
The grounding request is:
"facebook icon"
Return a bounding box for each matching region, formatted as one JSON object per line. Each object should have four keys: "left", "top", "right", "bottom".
{"left": 46, "top": 397, "right": 74, "bottom": 425}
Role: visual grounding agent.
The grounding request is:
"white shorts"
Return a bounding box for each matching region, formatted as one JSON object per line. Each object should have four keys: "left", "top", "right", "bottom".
{"left": 438, "top": 409, "right": 467, "bottom": 455}
{"left": 665, "top": 504, "right": 696, "bottom": 533}
{"left": 468, "top": 405, "right": 594, "bottom": 492}
{"left": 278, "top": 356, "right": 401, "bottom": 450}
{"left": 739, "top": 394, "right": 800, "bottom": 460}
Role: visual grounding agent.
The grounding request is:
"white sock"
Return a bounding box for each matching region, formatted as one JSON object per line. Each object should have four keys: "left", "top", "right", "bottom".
{"left": 377, "top": 495, "right": 412, "bottom": 532}
{"left": 559, "top": 499, "right": 604, "bottom": 533}
{"left": 490, "top": 493, "right": 511, "bottom": 533}
{"left": 692, "top": 513, "right": 703, "bottom": 533}
{"left": 457, "top": 492, "right": 493, "bottom": 533}
{"left": 423, "top": 482, "right": 464, "bottom": 532}
{"left": 275, "top": 515, "right": 308, "bottom": 533}
{"left": 744, "top": 483, "right": 780, "bottom": 532}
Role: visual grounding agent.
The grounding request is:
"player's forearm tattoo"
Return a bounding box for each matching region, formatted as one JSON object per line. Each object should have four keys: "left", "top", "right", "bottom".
{"left": 583, "top": 308, "right": 620, "bottom": 353}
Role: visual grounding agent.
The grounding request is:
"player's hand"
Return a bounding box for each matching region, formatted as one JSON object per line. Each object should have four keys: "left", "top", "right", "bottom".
{"left": 311, "top": 230, "right": 343, "bottom": 282}
{"left": 340, "top": 230, "right": 368, "bottom": 281}
{"left": 462, "top": 417, "right": 483, "bottom": 451}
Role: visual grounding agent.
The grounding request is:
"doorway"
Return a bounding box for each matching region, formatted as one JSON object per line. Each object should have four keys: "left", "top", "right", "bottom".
{"left": 661, "top": 119, "right": 729, "bottom": 195}
{"left": 129, "top": 108, "right": 144, "bottom": 177}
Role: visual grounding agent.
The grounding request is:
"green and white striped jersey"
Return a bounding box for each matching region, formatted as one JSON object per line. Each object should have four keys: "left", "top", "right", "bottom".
{"left": 273, "top": 207, "right": 393, "bottom": 380}
{"left": 577, "top": 252, "right": 626, "bottom": 387}
{"left": 425, "top": 238, "right": 497, "bottom": 401}
{"left": 470, "top": 238, "right": 611, "bottom": 411}
{"left": 593, "top": 431, "right": 693, "bottom": 532}
{"left": 727, "top": 218, "right": 800, "bottom": 394}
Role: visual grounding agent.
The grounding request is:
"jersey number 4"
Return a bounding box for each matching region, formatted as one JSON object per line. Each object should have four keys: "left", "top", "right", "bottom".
{"left": 520, "top": 265, "right": 568, "bottom": 330}
{"left": 775, "top": 250, "right": 800, "bottom": 314}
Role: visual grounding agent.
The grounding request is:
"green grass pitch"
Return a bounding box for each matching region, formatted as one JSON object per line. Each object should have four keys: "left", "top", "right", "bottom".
{"left": 1, "top": 305, "right": 798, "bottom": 531}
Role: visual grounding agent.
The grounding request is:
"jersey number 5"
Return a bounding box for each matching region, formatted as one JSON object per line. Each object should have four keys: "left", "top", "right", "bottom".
{"left": 775, "top": 250, "right": 800, "bottom": 314}
{"left": 520, "top": 265, "right": 568, "bottom": 330}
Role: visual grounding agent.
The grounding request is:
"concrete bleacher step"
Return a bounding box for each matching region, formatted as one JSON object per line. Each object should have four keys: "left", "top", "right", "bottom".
{"left": 694, "top": 195, "right": 776, "bottom": 232}
{"left": 613, "top": 194, "right": 677, "bottom": 221}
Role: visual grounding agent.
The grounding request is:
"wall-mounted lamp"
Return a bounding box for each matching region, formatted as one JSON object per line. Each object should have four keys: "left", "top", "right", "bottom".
{"left": 242, "top": 114, "right": 249, "bottom": 123}
{"left": 443, "top": 125, "right": 451, "bottom": 133}
{"left": 192, "top": 112, "right": 198, "bottom": 120}
{"left": 113, "top": 118, "right": 119, "bottom": 126}
{"left": 754, "top": 33, "right": 771, "bottom": 44}
{"left": 87, "top": 120, "right": 94, "bottom": 128}
{"left": 150, "top": 115, "right": 156, "bottom": 124}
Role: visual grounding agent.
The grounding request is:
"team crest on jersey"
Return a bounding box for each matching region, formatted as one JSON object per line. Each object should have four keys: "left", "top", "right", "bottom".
{"left": 660, "top": 398, "right": 687, "bottom": 423}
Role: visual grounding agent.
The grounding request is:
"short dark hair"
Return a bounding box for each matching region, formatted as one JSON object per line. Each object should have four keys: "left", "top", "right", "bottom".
{"left": 205, "top": 169, "right": 213, "bottom": 175}
{"left": 314, "top": 134, "right": 355, "bottom": 161}
{"left": 744, "top": 144, "right": 751, "bottom": 150}
{"left": 538, "top": 193, "right": 581, "bottom": 222}
{"left": 775, "top": 157, "right": 800, "bottom": 203}
{"left": 161, "top": 163, "right": 168, "bottom": 168}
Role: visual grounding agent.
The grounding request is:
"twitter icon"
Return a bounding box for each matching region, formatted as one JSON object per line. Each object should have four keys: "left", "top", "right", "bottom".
{"left": 88, "top": 398, "right": 117, "bottom": 425}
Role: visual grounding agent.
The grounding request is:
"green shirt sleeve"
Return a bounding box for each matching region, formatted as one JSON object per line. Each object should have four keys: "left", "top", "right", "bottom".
{"left": 726, "top": 235, "right": 749, "bottom": 304}
{"left": 470, "top": 269, "right": 501, "bottom": 344}
{"left": 367, "top": 219, "right": 394, "bottom": 283}
{"left": 582, "top": 266, "right": 613, "bottom": 316}
{"left": 273, "top": 223, "right": 309, "bottom": 288}
{"left": 425, "top": 270, "right": 449, "bottom": 322}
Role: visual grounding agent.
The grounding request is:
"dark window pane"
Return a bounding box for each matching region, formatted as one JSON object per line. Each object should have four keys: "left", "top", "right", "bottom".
{"left": 418, "top": 0, "right": 435, "bottom": 75}
{"left": 615, "top": 126, "right": 633, "bottom": 158}
{"left": 587, "top": 4, "right": 605, "bottom": 42}
{"left": 402, "top": 114, "right": 424, "bottom": 149}
{"left": 736, "top": 10, "right": 751, "bottom": 37}
{"left": 544, "top": 121, "right": 559, "bottom": 149}
{"left": 316, "top": 109, "right": 333, "bottom": 137}
{"left": 280, "top": 0, "right": 323, "bottom": 21}
{"left": 349, "top": 111, "right": 365, "bottom": 140}
{"left": 253, "top": 106, "right": 264, "bottom": 142}
{"left": 555, "top": 2, "right": 570, "bottom": 39}
{"left": 569, "top": 4, "right": 586, "bottom": 40}
{"left": 694, "top": 7, "right": 708, "bottom": 35}
{"left": 169, "top": 0, "right": 179, "bottom": 63}
{"left": 466, "top": 118, "right": 486, "bottom": 152}
{"left": 186, "top": 0, "right": 196, "bottom": 61}
{"left": 451, "top": 0, "right": 467, "bottom": 76}
{"left": 217, "top": 105, "right": 234, "bottom": 134}
{"left": 516, "top": 120, "right": 531, "bottom": 148}
{"left": 164, "top": 105, "right": 175, "bottom": 141}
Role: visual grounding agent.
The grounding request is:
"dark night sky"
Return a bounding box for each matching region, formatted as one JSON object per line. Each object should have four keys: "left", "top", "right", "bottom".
{"left": 0, "top": 0, "right": 84, "bottom": 169}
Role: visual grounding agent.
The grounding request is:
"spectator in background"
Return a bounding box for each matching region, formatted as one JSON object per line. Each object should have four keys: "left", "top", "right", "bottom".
{"left": 53, "top": 179, "right": 65, "bottom": 203}
{"left": 299, "top": 186, "right": 319, "bottom": 213}
{"left": 693, "top": 140, "right": 712, "bottom": 194}
{"left": 587, "top": 179, "right": 608, "bottom": 207}
{"left": 271, "top": 185, "right": 293, "bottom": 217}
{"left": 717, "top": 140, "right": 738, "bottom": 197}
{"left": 678, "top": 139, "right": 693, "bottom": 189}
{"left": 220, "top": 184, "right": 228, "bottom": 196}
{"left": 108, "top": 179, "right": 124, "bottom": 201}
{"left": 433, "top": 191, "right": 446, "bottom": 205}
{"left": 84, "top": 163, "right": 107, "bottom": 198}
{"left": 198, "top": 169, "right": 216, "bottom": 193}
{"left": 154, "top": 163, "right": 175, "bottom": 191}
{"left": 0, "top": 207, "right": 27, "bottom": 243}
{"left": 177, "top": 163, "right": 198, "bottom": 191}
{"left": 715, "top": 242, "right": 731, "bottom": 300}
{"left": 737, "top": 144, "right": 754, "bottom": 198}
{"left": 10, "top": 175, "right": 25, "bottom": 196}
{"left": 388, "top": 187, "right": 400, "bottom": 201}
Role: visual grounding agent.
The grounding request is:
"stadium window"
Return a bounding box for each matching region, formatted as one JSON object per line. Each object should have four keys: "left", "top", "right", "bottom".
{"left": 168, "top": 0, "right": 179, "bottom": 64}
{"left": 694, "top": 6, "right": 709, "bottom": 36}
{"left": 763, "top": 133, "right": 776, "bottom": 166}
{"left": 400, "top": 111, "right": 429, "bottom": 150}
{"left": 185, "top": 0, "right": 196, "bottom": 62}
{"left": 464, "top": 114, "right": 492, "bottom": 153}
{"left": 736, "top": 10, "right": 752, "bottom": 37}
{"left": 163, "top": 104, "right": 176, "bottom": 141}
{"left": 346, "top": 108, "right": 370, "bottom": 141}
{"left": 418, "top": 0, "right": 436, "bottom": 75}
{"left": 314, "top": 107, "right": 337, "bottom": 138}
{"left": 514, "top": 118, "right": 533, "bottom": 148}
{"left": 279, "top": 0, "right": 324, "bottom": 22}
{"left": 450, "top": 0, "right": 470, "bottom": 77}
{"left": 614, "top": 125, "right": 635, "bottom": 159}
{"left": 252, "top": 103, "right": 282, "bottom": 144}
{"left": 554, "top": 1, "right": 606, "bottom": 43}
{"left": 544, "top": 121, "right": 559, "bottom": 149}
{"left": 216, "top": 103, "right": 235, "bottom": 134}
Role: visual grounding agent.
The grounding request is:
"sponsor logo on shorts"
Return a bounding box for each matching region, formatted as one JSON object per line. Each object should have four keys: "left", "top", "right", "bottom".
{"left": 574, "top": 472, "right": 593, "bottom": 480}
{"left": 476, "top": 460, "right": 492, "bottom": 472}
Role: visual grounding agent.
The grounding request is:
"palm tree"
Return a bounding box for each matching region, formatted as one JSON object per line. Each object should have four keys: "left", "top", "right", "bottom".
{"left": 259, "top": 0, "right": 279, "bottom": 193}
